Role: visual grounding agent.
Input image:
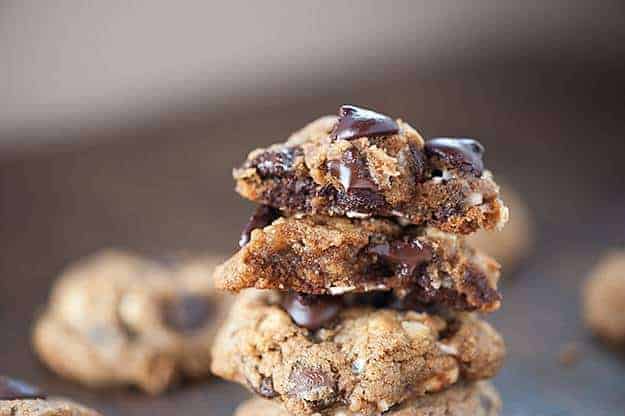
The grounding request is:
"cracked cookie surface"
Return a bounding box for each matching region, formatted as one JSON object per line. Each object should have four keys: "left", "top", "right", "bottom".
{"left": 32, "top": 250, "right": 230, "bottom": 394}
{"left": 217, "top": 213, "right": 501, "bottom": 312}
{"left": 234, "top": 381, "right": 500, "bottom": 416}
{"left": 210, "top": 290, "right": 505, "bottom": 416}
{"left": 234, "top": 106, "right": 508, "bottom": 234}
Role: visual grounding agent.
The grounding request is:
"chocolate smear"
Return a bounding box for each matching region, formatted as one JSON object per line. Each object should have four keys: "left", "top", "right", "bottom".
{"left": 425, "top": 138, "right": 485, "bottom": 175}
{"left": 327, "top": 148, "right": 378, "bottom": 192}
{"left": 239, "top": 205, "right": 280, "bottom": 247}
{"left": 368, "top": 240, "right": 434, "bottom": 278}
{"left": 281, "top": 293, "right": 342, "bottom": 331}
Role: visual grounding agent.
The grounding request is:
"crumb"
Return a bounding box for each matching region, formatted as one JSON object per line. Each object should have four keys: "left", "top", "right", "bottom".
{"left": 558, "top": 342, "right": 581, "bottom": 367}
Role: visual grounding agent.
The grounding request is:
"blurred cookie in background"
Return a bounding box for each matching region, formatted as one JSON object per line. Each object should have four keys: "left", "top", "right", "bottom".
{"left": 32, "top": 250, "right": 230, "bottom": 394}
{"left": 583, "top": 249, "right": 625, "bottom": 344}
{"left": 467, "top": 184, "right": 533, "bottom": 273}
{"left": 0, "top": 375, "right": 102, "bottom": 416}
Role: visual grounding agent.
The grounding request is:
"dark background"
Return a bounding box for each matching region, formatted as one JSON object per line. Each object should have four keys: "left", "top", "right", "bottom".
{"left": 2, "top": 2, "right": 625, "bottom": 415}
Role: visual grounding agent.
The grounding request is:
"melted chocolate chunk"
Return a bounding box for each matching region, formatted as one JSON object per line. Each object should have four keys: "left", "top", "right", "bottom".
{"left": 288, "top": 363, "right": 337, "bottom": 411}
{"left": 331, "top": 105, "right": 399, "bottom": 141}
{"left": 0, "top": 376, "right": 46, "bottom": 400}
{"left": 368, "top": 240, "right": 433, "bottom": 278}
{"left": 425, "top": 138, "right": 485, "bottom": 175}
{"left": 281, "top": 293, "right": 342, "bottom": 331}
{"left": 327, "top": 148, "right": 378, "bottom": 192}
{"left": 239, "top": 205, "right": 280, "bottom": 247}
{"left": 251, "top": 147, "right": 303, "bottom": 178}
{"left": 162, "top": 294, "right": 213, "bottom": 333}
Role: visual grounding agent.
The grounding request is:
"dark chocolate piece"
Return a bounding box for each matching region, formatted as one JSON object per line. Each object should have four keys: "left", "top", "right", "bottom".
{"left": 281, "top": 293, "right": 342, "bottom": 331}
{"left": 162, "top": 294, "right": 213, "bottom": 333}
{"left": 0, "top": 376, "right": 46, "bottom": 400}
{"left": 368, "top": 240, "right": 434, "bottom": 278}
{"left": 239, "top": 205, "right": 280, "bottom": 247}
{"left": 288, "top": 363, "right": 337, "bottom": 411}
{"left": 327, "top": 148, "right": 378, "bottom": 192}
{"left": 425, "top": 138, "right": 485, "bottom": 175}
{"left": 251, "top": 147, "right": 303, "bottom": 178}
{"left": 331, "top": 105, "right": 399, "bottom": 141}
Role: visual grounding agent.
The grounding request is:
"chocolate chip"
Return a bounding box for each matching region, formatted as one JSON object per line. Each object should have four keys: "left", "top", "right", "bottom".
{"left": 0, "top": 376, "right": 46, "bottom": 400}
{"left": 327, "top": 148, "right": 378, "bottom": 192}
{"left": 288, "top": 364, "right": 337, "bottom": 410}
{"left": 162, "top": 294, "right": 213, "bottom": 333}
{"left": 281, "top": 293, "right": 342, "bottom": 331}
{"left": 331, "top": 105, "right": 399, "bottom": 141}
{"left": 251, "top": 376, "right": 278, "bottom": 398}
{"left": 251, "top": 147, "right": 303, "bottom": 178}
{"left": 239, "top": 205, "right": 280, "bottom": 247}
{"left": 424, "top": 138, "right": 485, "bottom": 175}
{"left": 368, "top": 240, "right": 433, "bottom": 278}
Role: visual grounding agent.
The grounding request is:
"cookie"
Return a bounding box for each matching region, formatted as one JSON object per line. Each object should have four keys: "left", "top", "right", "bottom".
{"left": 234, "top": 105, "right": 508, "bottom": 234}
{"left": 583, "top": 249, "right": 625, "bottom": 343}
{"left": 33, "top": 250, "right": 230, "bottom": 394}
{"left": 234, "top": 381, "right": 501, "bottom": 416}
{"left": 211, "top": 290, "right": 505, "bottom": 416}
{"left": 0, "top": 376, "right": 101, "bottom": 416}
{"left": 467, "top": 184, "right": 532, "bottom": 271}
{"left": 217, "top": 212, "right": 501, "bottom": 312}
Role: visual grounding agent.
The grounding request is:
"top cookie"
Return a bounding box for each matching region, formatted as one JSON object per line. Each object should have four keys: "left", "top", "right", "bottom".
{"left": 234, "top": 105, "right": 508, "bottom": 234}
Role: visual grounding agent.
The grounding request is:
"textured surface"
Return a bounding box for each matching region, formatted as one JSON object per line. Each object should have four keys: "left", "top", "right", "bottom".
{"left": 234, "top": 382, "right": 500, "bottom": 416}
{"left": 0, "top": 64, "right": 624, "bottom": 415}
{"left": 216, "top": 215, "right": 501, "bottom": 311}
{"left": 211, "top": 290, "right": 504, "bottom": 415}
{"left": 234, "top": 114, "right": 507, "bottom": 234}
{"left": 0, "top": 398, "right": 101, "bottom": 416}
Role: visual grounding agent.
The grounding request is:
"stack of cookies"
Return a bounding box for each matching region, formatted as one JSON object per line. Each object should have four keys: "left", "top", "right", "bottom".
{"left": 211, "top": 105, "right": 509, "bottom": 416}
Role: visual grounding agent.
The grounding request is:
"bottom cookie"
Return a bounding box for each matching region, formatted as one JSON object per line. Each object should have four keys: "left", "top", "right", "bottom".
{"left": 0, "top": 375, "right": 102, "bottom": 416}
{"left": 234, "top": 382, "right": 500, "bottom": 416}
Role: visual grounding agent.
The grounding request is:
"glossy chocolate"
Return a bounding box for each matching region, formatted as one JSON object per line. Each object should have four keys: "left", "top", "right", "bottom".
{"left": 331, "top": 105, "right": 399, "bottom": 141}
{"left": 281, "top": 293, "right": 342, "bottom": 331}
{"left": 162, "top": 294, "right": 213, "bottom": 333}
{"left": 252, "top": 147, "right": 303, "bottom": 178}
{"left": 425, "top": 138, "right": 485, "bottom": 175}
{"left": 0, "top": 376, "right": 46, "bottom": 400}
{"left": 327, "top": 148, "right": 378, "bottom": 192}
{"left": 368, "top": 240, "right": 434, "bottom": 277}
{"left": 239, "top": 205, "right": 280, "bottom": 247}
